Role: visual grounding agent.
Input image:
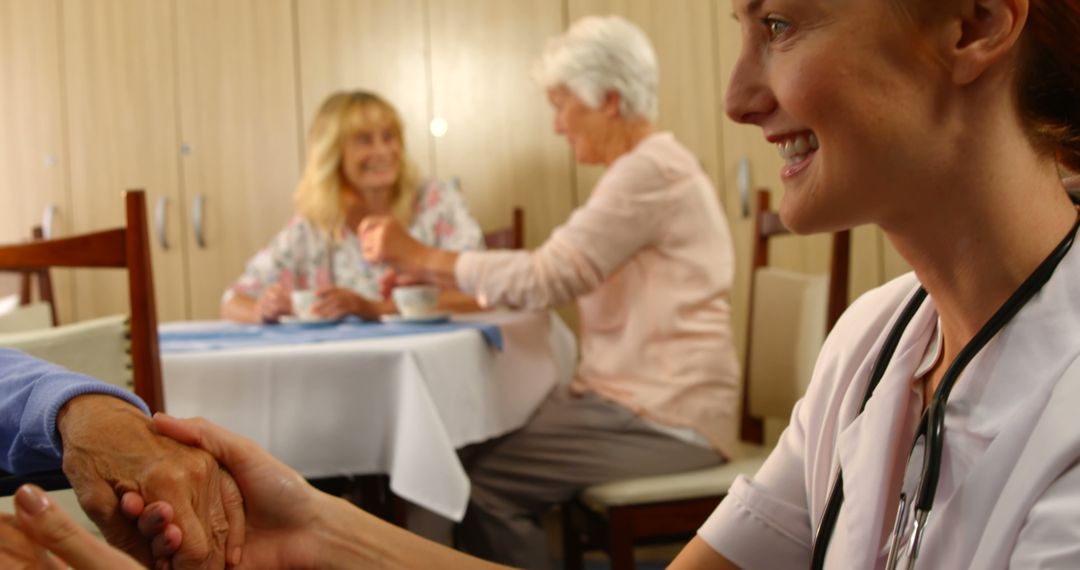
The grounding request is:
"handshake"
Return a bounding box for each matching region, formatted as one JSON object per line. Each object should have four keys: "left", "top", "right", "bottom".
{"left": 1, "top": 413, "right": 331, "bottom": 569}
{"left": 1, "top": 406, "right": 503, "bottom": 570}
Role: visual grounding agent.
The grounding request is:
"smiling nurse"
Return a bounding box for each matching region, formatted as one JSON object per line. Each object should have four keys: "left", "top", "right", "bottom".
{"left": 671, "top": 0, "right": 1080, "bottom": 568}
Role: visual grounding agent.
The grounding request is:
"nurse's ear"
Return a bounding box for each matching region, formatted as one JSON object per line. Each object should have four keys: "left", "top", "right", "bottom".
{"left": 948, "top": 0, "right": 1028, "bottom": 85}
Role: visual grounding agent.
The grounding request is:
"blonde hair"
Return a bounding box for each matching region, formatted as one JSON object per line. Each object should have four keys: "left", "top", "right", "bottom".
{"left": 294, "top": 91, "right": 418, "bottom": 235}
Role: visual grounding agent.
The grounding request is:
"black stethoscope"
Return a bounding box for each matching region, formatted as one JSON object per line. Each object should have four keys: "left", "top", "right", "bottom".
{"left": 809, "top": 211, "right": 1080, "bottom": 570}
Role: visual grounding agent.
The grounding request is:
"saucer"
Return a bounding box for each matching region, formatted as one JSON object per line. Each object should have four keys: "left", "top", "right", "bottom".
{"left": 279, "top": 316, "right": 343, "bottom": 328}
{"left": 380, "top": 312, "right": 451, "bottom": 325}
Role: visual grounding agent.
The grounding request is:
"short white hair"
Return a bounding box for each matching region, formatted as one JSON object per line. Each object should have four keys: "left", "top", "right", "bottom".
{"left": 533, "top": 15, "right": 659, "bottom": 122}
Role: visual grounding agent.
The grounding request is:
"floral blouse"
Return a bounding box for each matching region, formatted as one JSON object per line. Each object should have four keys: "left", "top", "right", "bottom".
{"left": 224, "top": 179, "right": 485, "bottom": 303}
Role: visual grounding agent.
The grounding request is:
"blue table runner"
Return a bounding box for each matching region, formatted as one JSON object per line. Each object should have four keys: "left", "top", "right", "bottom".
{"left": 159, "top": 317, "right": 503, "bottom": 354}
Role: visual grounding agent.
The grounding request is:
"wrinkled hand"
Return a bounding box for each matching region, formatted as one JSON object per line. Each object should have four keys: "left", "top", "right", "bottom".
{"left": 0, "top": 485, "right": 141, "bottom": 570}
{"left": 255, "top": 284, "right": 292, "bottom": 323}
{"left": 151, "top": 414, "right": 330, "bottom": 569}
{"left": 377, "top": 269, "right": 430, "bottom": 301}
{"left": 311, "top": 287, "right": 385, "bottom": 320}
{"left": 57, "top": 395, "right": 245, "bottom": 569}
{"left": 357, "top": 215, "right": 425, "bottom": 267}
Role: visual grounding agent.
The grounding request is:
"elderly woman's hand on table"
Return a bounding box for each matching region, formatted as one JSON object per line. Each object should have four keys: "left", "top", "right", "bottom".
{"left": 0, "top": 487, "right": 142, "bottom": 570}
{"left": 310, "top": 287, "right": 392, "bottom": 320}
{"left": 255, "top": 284, "right": 292, "bottom": 323}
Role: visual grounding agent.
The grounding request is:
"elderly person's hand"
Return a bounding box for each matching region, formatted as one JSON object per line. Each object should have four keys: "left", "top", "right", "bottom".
{"left": 358, "top": 215, "right": 426, "bottom": 267}
{"left": 310, "top": 287, "right": 392, "bottom": 320}
{"left": 149, "top": 413, "right": 327, "bottom": 569}
{"left": 255, "top": 283, "right": 292, "bottom": 323}
{"left": 57, "top": 394, "right": 245, "bottom": 569}
{"left": 377, "top": 268, "right": 428, "bottom": 301}
{"left": 0, "top": 486, "right": 141, "bottom": 570}
{"left": 359, "top": 216, "right": 461, "bottom": 290}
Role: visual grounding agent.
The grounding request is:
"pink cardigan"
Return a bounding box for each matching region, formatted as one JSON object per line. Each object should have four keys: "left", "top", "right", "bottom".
{"left": 456, "top": 132, "right": 739, "bottom": 456}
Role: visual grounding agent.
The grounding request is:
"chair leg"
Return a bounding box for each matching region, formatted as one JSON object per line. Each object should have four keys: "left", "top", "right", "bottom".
{"left": 608, "top": 507, "right": 635, "bottom": 570}
{"left": 562, "top": 504, "right": 584, "bottom": 570}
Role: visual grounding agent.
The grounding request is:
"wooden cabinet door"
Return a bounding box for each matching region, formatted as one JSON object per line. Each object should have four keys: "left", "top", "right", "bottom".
{"left": 174, "top": 0, "right": 302, "bottom": 319}
{"left": 427, "top": 0, "right": 576, "bottom": 249}
{"left": 0, "top": 0, "right": 74, "bottom": 320}
{"left": 62, "top": 0, "right": 188, "bottom": 322}
{"left": 296, "top": 0, "right": 433, "bottom": 176}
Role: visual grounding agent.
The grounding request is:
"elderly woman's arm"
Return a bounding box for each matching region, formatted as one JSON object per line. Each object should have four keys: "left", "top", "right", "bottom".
{"left": 362, "top": 153, "right": 674, "bottom": 310}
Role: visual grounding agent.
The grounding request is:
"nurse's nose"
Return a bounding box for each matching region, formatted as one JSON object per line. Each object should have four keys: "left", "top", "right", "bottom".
{"left": 725, "top": 46, "right": 777, "bottom": 126}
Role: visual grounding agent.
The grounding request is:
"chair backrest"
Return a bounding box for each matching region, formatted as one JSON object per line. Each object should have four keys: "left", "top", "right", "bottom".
{"left": 0, "top": 301, "right": 54, "bottom": 334}
{"left": 740, "top": 189, "right": 850, "bottom": 444}
{"left": 16, "top": 227, "right": 59, "bottom": 327}
{"left": 483, "top": 207, "right": 525, "bottom": 250}
{"left": 0, "top": 190, "right": 164, "bottom": 413}
{"left": 0, "top": 315, "right": 131, "bottom": 390}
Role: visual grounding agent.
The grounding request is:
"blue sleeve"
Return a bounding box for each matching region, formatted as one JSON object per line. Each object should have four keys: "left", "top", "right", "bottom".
{"left": 0, "top": 348, "right": 150, "bottom": 474}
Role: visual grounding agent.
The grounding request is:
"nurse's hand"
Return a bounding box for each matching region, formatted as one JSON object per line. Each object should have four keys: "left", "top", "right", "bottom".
{"left": 2, "top": 485, "right": 143, "bottom": 570}
{"left": 151, "top": 414, "right": 328, "bottom": 569}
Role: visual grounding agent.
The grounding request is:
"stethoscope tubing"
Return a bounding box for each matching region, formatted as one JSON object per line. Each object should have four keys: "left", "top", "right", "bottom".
{"left": 810, "top": 211, "right": 1080, "bottom": 569}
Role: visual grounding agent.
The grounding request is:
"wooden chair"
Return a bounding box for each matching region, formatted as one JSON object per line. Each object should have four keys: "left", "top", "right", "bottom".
{"left": 483, "top": 207, "right": 525, "bottom": 250}
{"left": 16, "top": 227, "right": 59, "bottom": 327}
{"left": 741, "top": 190, "right": 849, "bottom": 444}
{"left": 0, "top": 189, "right": 164, "bottom": 494}
{"left": 560, "top": 189, "right": 850, "bottom": 570}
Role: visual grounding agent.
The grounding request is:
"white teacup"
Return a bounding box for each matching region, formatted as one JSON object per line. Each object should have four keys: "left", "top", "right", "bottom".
{"left": 391, "top": 285, "right": 440, "bottom": 318}
{"left": 290, "top": 290, "right": 318, "bottom": 321}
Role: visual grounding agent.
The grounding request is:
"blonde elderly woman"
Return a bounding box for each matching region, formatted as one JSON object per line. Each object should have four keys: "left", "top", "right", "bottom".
{"left": 222, "top": 91, "right": 484, "bottom": 323}
{"left": 360, "top": 16, "right": 738, "bottom": 568}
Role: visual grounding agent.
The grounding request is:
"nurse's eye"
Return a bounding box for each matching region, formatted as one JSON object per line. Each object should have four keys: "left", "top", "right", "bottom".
{"left": 762, "top": 16, "right": 791, "bottom": 41}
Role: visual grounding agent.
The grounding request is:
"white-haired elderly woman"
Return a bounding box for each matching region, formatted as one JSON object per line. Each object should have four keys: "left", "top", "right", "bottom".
{"left": 360, "top": 15, "right": 739, "bottom": 568}
{"left": 222, "top": 90, "right": 485, "bottom": 324}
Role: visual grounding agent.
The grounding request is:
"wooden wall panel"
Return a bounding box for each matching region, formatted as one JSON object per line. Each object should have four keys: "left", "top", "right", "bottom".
{"left": 62, "top": 0, "right": 187, "bottom": 322}
{"left": 0, "top": 0, "right": 73, "bottom": 320}
{"left": 175, "top": 0, "right": 302, "bottom": 318}
{"left": 296, "top": 0, "right": 433, "bottom": 176}
{"left": 427, "top": 0, "right": 576, "bottom": 249}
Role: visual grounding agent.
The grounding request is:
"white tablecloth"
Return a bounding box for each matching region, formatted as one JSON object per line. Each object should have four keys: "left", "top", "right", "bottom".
{"left": 161, "top": 311, "right": 576, "bottom": 521}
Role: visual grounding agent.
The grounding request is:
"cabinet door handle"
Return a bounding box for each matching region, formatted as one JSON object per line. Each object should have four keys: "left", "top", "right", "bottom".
{"left": 155, "top": 196, "right": 169, "bottom": 250}
{"left": 42, "top": 204, "right": 58, "bottom": 239}
{"left": 193, "top": 193, "right": 206, "bottom": 248}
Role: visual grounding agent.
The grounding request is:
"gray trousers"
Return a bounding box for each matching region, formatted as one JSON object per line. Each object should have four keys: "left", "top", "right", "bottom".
{"left": 454, "top": 387, "right": 723, "bottom": 570}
